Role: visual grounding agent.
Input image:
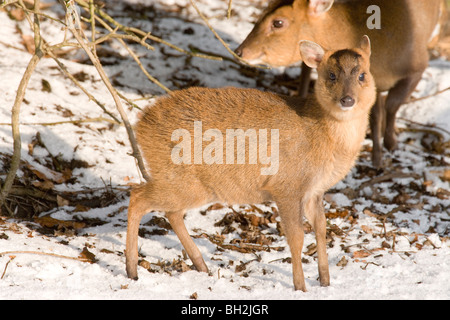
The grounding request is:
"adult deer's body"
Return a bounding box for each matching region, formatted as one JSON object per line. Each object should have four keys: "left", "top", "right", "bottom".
{"left": 126, "top": 37, "right": 376, "bottom": 291}
{"left": 235, "top": 0, "right": 442, "bottom": 167}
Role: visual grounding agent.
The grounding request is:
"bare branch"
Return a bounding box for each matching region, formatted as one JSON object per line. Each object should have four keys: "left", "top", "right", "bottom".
{"left": 1, "top": 0, "right": 44, "bottom": 208}
{"left": 74, "top": 0, "right": 223, "bottom": 61}
{"left": 93, "top": 14, "right": 170, "bottom": 93}
{"left": 62, "top": 0, "right": 150, "bottom": 181}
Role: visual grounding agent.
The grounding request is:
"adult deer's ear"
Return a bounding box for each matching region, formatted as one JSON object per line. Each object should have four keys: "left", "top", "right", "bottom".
{"left": 307, "top": 0, "right": 334, "bottom": 16}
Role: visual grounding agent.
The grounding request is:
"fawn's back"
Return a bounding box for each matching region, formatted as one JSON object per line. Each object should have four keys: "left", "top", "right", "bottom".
{"left": 136, "top": 83, "right": 372, "bottom": 208}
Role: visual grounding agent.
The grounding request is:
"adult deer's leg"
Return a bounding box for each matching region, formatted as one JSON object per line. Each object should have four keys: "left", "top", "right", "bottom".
{"left": 298, "top": 63, "right": 312, "bottom": 98}
{"left": 383, "top": 73, "right": 423, "bottom": 152}
{"left": 370, "top": 92, "right": 384, "bottom": 168}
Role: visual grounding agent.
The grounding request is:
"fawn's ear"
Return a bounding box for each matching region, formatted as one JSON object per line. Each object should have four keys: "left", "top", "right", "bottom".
{"left": 359, "top": 35, "right": 371, "bottom": 57}
{"left": 299, "top": 40, "right": 325, "bottom": 69}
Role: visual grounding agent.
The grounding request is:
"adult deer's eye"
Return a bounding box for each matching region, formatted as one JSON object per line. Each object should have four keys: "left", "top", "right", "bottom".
{"left": 272, "top": 19, "right": 285, "bottom": 29}
{"left": 359, "top": 73, "right": 365, "bottom": 81}
{"left": 329, "top": 72, "right": 336, "bottom": 81}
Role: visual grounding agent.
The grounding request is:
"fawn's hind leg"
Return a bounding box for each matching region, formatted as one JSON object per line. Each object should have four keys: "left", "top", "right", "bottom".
{"left": 126, "top": 180, "right": 211, "bottom": 278}
{"left": 166, "top": 210, "right": 209, "bottom": 273}
{"left": 126, "top": 186, "right": 153, "bottom": 280}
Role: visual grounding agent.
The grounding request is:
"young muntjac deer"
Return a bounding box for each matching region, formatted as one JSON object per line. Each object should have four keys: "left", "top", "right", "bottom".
{"left": 126, "top": 36, "right": 376, "bottom": 291}
{"left": 235, "top": 0, "right": 442, "bottom": 167}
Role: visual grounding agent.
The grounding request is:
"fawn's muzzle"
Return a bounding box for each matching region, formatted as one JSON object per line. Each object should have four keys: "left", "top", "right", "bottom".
{"left": 340, "top": 96, "right": 355, "bottom": 108}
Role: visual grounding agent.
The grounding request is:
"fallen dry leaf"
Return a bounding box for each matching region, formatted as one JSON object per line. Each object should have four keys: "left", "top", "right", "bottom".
{"left": 235, "top": 261, "right": 247, "bottom": 273}
{"left": 362, "top": 208, "right": 378, "bottom": 218}
{"left": 326, "top": 209, "right": 350, "bottom": 219}
{"left": 34, "top": 216, "right": 85, "bottom": 230}
{"left": 57, "top": 195, "right": 70, "bottom": 207}
{"left": 32, "top": 180, "right": 54, "bottom": 190}
{"left": 79, "top": 247, "right": 97, "bottom": 263}
{"left": 361, "top": 225, "right": 373, "bottom": 234}
{"left": 74, "top": 204, "right": 90, "bottom": 212}
{"left": 22, "top": 0, "right": 54, "bottom": 10}
{"left": 353, "top": 250, "right": 371, "bottom": 259}
{"left": 27, "top": 163, "right": 66, "bottom": 184}
{"left": 336, "top": 256, "right": 348, "bottom": 267}
{"left": 442, "top": 169, "right": 450, "bottom": 182}
{"left": 204, "top": 203, "right": 225, "bottom": 213}
{"left": 190, "top": 292, "right": 198, "bottom": 300}
{"left": 138, "top": 259, "right": 151, "bottom": 270}
{"left": 21, "top": 34, "right": 34, "bottom": 54}
{"left": 9, "top": 8, "right": 25, "bottom": 21}
{"left": 305, "top": 243, "right": 317, "bottom": 256}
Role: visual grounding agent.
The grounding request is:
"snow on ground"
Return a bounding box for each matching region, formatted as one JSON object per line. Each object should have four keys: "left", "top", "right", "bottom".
{"left": 0, "top": 0, "right": 449, "bottom": 301}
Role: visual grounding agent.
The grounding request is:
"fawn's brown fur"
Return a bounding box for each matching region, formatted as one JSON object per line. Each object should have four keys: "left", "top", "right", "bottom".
{"left": 126, "top": 36, "right": 376, "bottom": 291}
{"left": 235, "top": 0, "right": 443, "bottom": 167}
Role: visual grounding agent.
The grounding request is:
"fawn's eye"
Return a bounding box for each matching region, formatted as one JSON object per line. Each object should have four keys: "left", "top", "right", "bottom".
{"left": 272, "top": 19, "right": 285, "bottom": 29}
{"left": 329, "top": 72, "right": 336, "bottom": 81}
{"left": 359, "top": 73, "right": 365, "bottom": 81}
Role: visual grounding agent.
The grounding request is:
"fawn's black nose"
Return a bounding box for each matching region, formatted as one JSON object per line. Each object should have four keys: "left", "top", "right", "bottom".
{"left": 340, "top": 96, "right": 355, "bottom": 108}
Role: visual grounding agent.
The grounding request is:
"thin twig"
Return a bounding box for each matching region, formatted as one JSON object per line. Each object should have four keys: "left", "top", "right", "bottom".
{"left": 47, "top": 51, "right": 122, "bottom": 124}
{"left": 227, "top": 0, "right": 233, "bottom": 19}
{"left": 1, "top": 256, "right": 14, "bottom": 280}
{"left": 189, "top": 0, "right": 269, "bottom": 69}
{"left": 409, "top": 85, "right": 450, "bottom": 104}
{"left": 0, "top": 117, "right": 119, "bottom": 126}
{"left": 1, "top": 0, "right": 20, "bottom": 8}
{"left": 0, "top": 250, "right": 91, "bottom": 263}
{"left": 398, "top": 117, "right": 450, "bottom": 137}
{"left": 116, "top": 91, "right": 145, "bottom": 111}
{"left": 188, "top": 44, "right": 246, "bottom": 65}
{"left": 359, "top": 171, "right": 421, "bottom": 189}
{"left": 93, "top": 31, "right": 155, "bottom": 51}
{"left": 13, "top": 1, "right": 66, "bottom": 24}
{"left": 93, "top": 14, "right": 170, "bottom": 93}
{"left": 89, "top": 0, "right": 96, "bottom": 51}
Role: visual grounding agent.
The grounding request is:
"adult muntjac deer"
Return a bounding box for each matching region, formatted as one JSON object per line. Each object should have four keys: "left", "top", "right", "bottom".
{"left": 235, "top": 0, "right": 442, "bottom": 167}
{"left": 126, "top": 36, "right": 376, "bottom": 291}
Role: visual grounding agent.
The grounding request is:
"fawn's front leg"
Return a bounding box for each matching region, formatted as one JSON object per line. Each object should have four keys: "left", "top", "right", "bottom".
{"left": 304, "top": 194, "right": 330, "bottom": 287}
{"left": 276, "top": 198, "right": 306, "bottom": 291}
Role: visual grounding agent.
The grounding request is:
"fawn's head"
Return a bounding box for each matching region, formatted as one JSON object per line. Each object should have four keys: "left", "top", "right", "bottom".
{"left": 300, "top": 35, "right": 376, "bottom": 121}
